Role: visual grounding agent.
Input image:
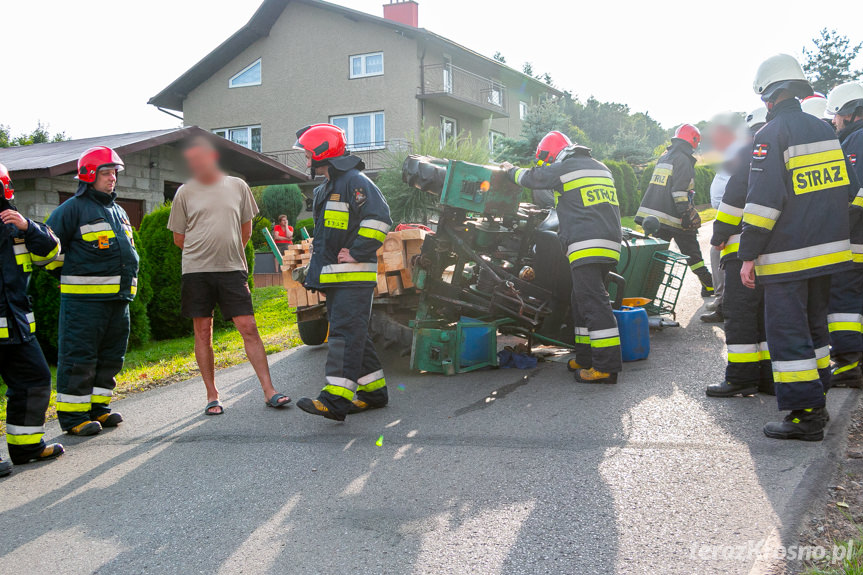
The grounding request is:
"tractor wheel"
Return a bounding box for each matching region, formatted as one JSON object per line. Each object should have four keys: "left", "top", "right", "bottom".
{"left": 298, "top": 317, "right": 329, "bottom": 346}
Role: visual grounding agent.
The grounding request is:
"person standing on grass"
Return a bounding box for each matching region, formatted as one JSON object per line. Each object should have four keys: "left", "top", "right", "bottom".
{"left": 168, "top": 137, "right": 291, "bottom": 415}
{"left": 273, "top": 215, "right": 293, "bottom": 250}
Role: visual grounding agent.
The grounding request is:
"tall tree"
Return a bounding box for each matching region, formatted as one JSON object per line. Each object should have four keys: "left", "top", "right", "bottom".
{"left": 802, "top": 28, "right": 863, "bottom": 93}
{"left": 0, "top": 122, "right": 67, "bottom": 147}
{"left": 522, "top": 62, "right": 534, "bottom": 76}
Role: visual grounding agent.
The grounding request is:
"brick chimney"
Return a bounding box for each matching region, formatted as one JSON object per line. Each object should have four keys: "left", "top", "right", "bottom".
{"left": 383, "top": 0, "right": 418, "bottom": 28}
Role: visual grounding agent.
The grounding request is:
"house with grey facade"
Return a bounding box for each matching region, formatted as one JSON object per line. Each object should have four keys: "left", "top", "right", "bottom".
{"left": 148, "top": 0, "right": 562, "bottom": 177}
{"left": 0, "top": 126, "right": 306, "bottom": 226}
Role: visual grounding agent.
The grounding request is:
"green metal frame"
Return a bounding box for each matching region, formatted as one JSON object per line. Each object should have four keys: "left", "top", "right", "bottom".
{"left": 644, "top": 250, "right": 689, "bottom": 319}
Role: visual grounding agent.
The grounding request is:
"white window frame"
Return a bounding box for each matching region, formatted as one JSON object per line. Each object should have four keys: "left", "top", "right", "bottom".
{"left": 229, "top": 58, "right": 262, "bottom": 88}
{"left": 488, "top": 130, "right": 505, "bottom": 154}
{"left": 213, "top": 125, "right": 262, "bottom": 153}
{"left": 519, "top": 101, "right": 529, "bottom": 120}
{"left": 349, "top": 52, "right": 384, "bottom": 79}
{"left": 329, "top": 112, "right": 386, "bottom": 151}
{"left": 440, "top": 116, "right": 458, "bottom": 148}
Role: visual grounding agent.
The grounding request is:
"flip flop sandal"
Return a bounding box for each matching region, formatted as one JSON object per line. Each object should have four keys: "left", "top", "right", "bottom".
{"left": 265, "top": 393, "right": 292, "bottom": 408}
{"left": 204, "top": 400, "right": 224, "bottom": 416}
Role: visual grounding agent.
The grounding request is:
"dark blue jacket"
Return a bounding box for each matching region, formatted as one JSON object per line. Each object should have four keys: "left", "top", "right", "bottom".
{"left": 839, "top": 120, "right": 863, "bottom": 265}
{"left": 635, "top": 140, "right": 697, "bottom": 233}
{"left": 306, "top": 156, "right": 392, "bottom": 289}
{"left": 0, "top": 213, "right": 60, "bottom": 344}
{"left": 739, "top": 98, "right": 853, "bottom": 284}
{"left": 46, "top": 184, "right": 139, "bottom": 300}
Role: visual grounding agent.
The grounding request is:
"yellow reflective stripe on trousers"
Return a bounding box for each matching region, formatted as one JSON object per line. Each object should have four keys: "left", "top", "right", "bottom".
{"left": 357, "top": 369, "right": 386, "bottom": 392}
{"left": 60, "top": 275, "right": 122, "bottom": 294}
{"left": 721, "top": 234, "right": 741, "bottom": 259}
{"left": 0, "top": 317, "right": 8, "bottom": 339}
{"left": 319, "top": 263, "right": 377, "bottom": 284}
{"left": 566, "top": 239, "right": 621, "bottom": 264}
{"left": 852, "top": 243, "right": 863, "bottom": 263}
{"left": 5, "top": 424, "right": 45, "bottom": 446}
{"left": 772, "top": 358, "right": 819, "bottom": 383}
{"left": 828, "top": 313, "right": 863, "bottom": 333}
{"left": 91, "top": 386, "right": 113, "bottom": 405}
{"left": 835, "top": 361, "right": 860, "bottom": 375}
{"left": 323, "top": 376, "right": 356, "bottom": 400}
{"left": 56, "top": 393, "right": 91, "bottom": 412}
{"left": 690, "top": 260, "right": 705, "bottom": 271}
{"left": 755, "top": 240, "right": 851, "bottom": 277}
{"left": 589, "top": 328, "right": 620, "bottom": 348}
{"left": 574, "top": 327, "right": 589, "bottom": 345}
{"left": 815, "top": 345, "right": 831, "bottom": 370}
{"left": 727, "top": 344, "right": 760, "bottom": 363}
{"left": 759, "top": 342, "right": 771, "bottom": 361}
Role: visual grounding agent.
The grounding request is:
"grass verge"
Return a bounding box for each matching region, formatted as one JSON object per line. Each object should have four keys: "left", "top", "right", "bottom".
{"left": 0, "top": 286, "right": 300, "bottom": 429}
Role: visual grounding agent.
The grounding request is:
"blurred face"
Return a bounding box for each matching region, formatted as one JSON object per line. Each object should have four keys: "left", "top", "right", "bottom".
{"left": 183, "top": 144, "right": 221, "bottom": 182}
{"left": 708, "top": 125, "right": 736, "bottom": 153}
{"left": 92, "top": 168, "right": 118, "bottom": 194}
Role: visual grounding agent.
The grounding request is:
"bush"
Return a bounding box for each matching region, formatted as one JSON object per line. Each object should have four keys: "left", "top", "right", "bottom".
{"left": 28, "top": 266, "right": 60, "bottom": 363}
{"left": 618, "top": 162, "right": 639, "bottom": 216}
{"left": 293, "top": 217, "right": 314, "bottom": 242}
{"left": 694, "top": 165, "right": 717, "bottom": 206}
{"left": 251, "top": 216, "right": 272, "bottom": 250}
{"left": 259, "top": 185, "right": 303, "bottom": 225}
{"left": 128, "top": 229, "right": 153, "bottom": 349}
{"left": 139, "top": 203, "right": 190, "bottom": 340}
{"left": 638, "top": 162, "right": 656, "bottom": 198}
{"left": 604, "top": 160, "right": 625, "bottom": 215}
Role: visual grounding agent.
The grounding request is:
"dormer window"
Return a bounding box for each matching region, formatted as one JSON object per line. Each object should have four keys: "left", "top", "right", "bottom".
{"left": 229, "top": 59, "right": 262, "bottom": 88}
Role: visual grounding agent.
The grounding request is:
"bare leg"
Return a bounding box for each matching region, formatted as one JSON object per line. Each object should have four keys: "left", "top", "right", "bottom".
{"left": 232, "top": 315, "right": 286, "bottom": 404}
{"left": 193, "top": 317, "right": 220, "bottom": 414}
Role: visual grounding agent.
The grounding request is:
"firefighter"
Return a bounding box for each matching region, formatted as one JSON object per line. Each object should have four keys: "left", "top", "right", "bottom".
{"left": 46, "top": 147, "right": 139, "bottom": 436}
{"left": 635, "top": 124, "right": 715, "bottom": 296}
{"left": 706, "top": 107, "right": 774, "bottom": 398}
{"left": 501, "top": 132, "right": 623, "bottom": 383}
{"left": 742, "top": 54, "right": 853, "bottom": 441}
{"left": 824, "top": 81, "right": 863, "bottom": 387}
{"left": 293, "top": 124, "right": 393, "bottom": 421}
{"left": 0, "top": 164, "right": 64, "bottom": 476}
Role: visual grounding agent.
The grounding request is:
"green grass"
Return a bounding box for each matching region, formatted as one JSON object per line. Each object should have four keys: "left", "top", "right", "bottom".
{"left": 802, "top": 532, "right": 863, "bottom": 574}
{"left": 0, "top": 286, "right": 300, "bottom": 427}
{"left": 621, "top": 207, "right": 716, "bottom": 232}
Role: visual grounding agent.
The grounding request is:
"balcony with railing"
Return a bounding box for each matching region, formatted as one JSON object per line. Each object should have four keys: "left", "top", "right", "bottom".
{"left": 419, "top": 64, "right": 509, "bottom": 118}
{"left": 265, "top": 139, "right": 411, "bottom": 177}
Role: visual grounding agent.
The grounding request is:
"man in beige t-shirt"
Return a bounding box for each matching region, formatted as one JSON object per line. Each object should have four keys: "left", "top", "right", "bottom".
{"left": 168, "top": 137, "right": 291, "bottom": 415}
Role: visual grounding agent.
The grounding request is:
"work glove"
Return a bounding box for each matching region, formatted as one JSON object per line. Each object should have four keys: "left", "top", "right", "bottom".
{"left": 292, "top": 265, "right": 308, "bottom": 284}
{"left": 681, "top": 204, "right": 702, "bottom": 231}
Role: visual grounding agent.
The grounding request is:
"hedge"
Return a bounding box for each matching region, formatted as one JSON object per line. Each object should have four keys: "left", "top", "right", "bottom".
{"left": 139, "top": 203, "right": 188, "bottom": 340}
{"left": 636, "top": 161, "right": 716, "bottom": 208}
{"left": 128, "top": 229, "right": 153, "bottom": 348}
{"left": 251, "top": 217, "right": 272, "bottom": 251}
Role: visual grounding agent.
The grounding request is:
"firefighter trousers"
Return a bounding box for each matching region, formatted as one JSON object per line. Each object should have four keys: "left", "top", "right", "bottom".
{"left": 1, "top": 339, "right": 52, "bottom": 463}
{"left": 827, "top": 266, "right": 863, "bottom": 370}
{"left": 722, "top": 259, "right": 772, "bottom": 390}
{"left": 319, "top": 286, "right": 387, "bottom": 414}
{"left": 657, "top": 229, "right": 714, "bottom": 292}
{"left": 571, "top": 263, "right": 622, "bottom": 374}
{"left": 56, "top": 299, "right": 130, "bottom": 430}
{"left": 764, "top": 276, "right": 831, "bottom": 411}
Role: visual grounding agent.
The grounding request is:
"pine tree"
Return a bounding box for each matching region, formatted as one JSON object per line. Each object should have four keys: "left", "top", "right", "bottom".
{"left": 802, "top": 29, "right": 863, "bottom": 93}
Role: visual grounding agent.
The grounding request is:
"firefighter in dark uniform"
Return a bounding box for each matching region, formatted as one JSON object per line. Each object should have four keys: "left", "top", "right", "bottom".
{"left": 635, "top": 124, "right": 715, "bottom": 296}
{"left": 824, "top": 81, "right": 863, "bottom": 387}
{"left": 706, "top": 107, "right": 775, "bottom": 398}
{"left": 742, "top": 54, "right": 854, "bottom": 441}
{"left": 0, "top": 163, "right": 64, "bottom": 476}
{"left": 46, "top": 147, "right": 139, "bottom": 436}
{"left": 293, "top": 124, "right": 393, "bottom": 421}
{"left": 502, "top": 131, "right": 623, "bottom": 383}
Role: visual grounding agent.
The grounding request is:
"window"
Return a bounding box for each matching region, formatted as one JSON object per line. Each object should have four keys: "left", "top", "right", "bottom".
{"left": 440, "top": 116, "right": 457, "bottom": 147}
{"left": 229, "top": 59, "right": 262, "bottom": 88}
{"left": 488, "top": 85, "right": 502, "bottom": 107}
{"left": 519, "top": 101, "right": 529, "bottom": 120}
{"left": 213, "top": 125, "right": 262, "bottom": 153}
{"left": 330, "top": 112, "right": 385, "bottom": 150}
{"left": 350, "top": 52, "right": 384, "bottom": 78}
{"left": 488, "top": 130, "right": 505, "bottom": 154}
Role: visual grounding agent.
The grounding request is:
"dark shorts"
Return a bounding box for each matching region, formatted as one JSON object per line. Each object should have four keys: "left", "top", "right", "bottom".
{"left": 181, "top": 271, "right": 254, "bottom": 320}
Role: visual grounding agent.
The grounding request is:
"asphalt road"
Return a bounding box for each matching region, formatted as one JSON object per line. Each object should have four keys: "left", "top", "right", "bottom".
{"left": 1, "top": 232, "right": 859, "bottom": 575}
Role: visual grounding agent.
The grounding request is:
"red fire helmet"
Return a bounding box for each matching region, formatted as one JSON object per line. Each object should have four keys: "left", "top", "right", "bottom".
{"left": 535, "top": 131, "right": 573, "bottom": 165}
{"left": 673, "top": 124, "right": 701, "bottom": 149}
{"left": 0, "top": 163, "right": 13, "bottom": 201}
{"left": 294, "top": 124, "right": 347, "bottom": 163}
{"left": 77, "top": 146, "right": 124, "bottom": 183}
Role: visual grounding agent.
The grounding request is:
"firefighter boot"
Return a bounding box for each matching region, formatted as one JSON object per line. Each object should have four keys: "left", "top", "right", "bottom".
{"left": 706, "top": 380, "right": 758, "bottom": 397}
{"left": 831, "top": 353, "right": 863, "bottom": 388}
{"left": 11, "top": 443, "right": 64, "bottom": 465}
{"left": 297, "top": 392, "right": 350, "bottom": 422}
{"left": 0, "top": 458, "right": 12, "bottom": 477}
{"left": 348, "top": 389, "right": 389, "bottom": 415}
{"left": 699, "top": 305, "right": 724, "bottom": 323}
{"left": 695, "top": 268, "right": 714, "bottom": 298}
{"left": 67, "top": 421, "right": 102, "bottom": 436}
{"left": 567, "top": 359, "right": 589, "bottom": 372}
{"left": 96, "top": 412, "right": 124, "bottom": 428}
{"left": 763, "top": 408, "right": 826, "bottom": 441}
{"left": 575, "top": 368, "right": 618, "bottom": 384}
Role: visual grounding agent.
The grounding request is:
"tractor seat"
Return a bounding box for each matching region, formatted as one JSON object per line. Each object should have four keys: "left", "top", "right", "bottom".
{"left": 536, "top": 209, "right": 559, "bottom": 233}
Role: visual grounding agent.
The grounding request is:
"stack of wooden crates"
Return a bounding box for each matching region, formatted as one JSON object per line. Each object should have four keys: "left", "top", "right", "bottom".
{"left": 281, "top": 229, "right": 429, "bottom": 307}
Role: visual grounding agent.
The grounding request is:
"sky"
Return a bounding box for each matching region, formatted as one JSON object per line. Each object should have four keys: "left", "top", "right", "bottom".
{"left": 3, "top": 0, "right": 861, "bottom": 141}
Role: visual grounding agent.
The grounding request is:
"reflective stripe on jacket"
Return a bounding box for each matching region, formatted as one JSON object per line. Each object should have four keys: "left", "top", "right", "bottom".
{"left": 739, "top": 98, "right": 854, "bottom": 284}
{"left": 306, "top": 156, "right": 393, "bottom": 289}
{"left": 508, "top": 149, "right": 622, "bottom": 268}
{"left": 635, "top": 141, "right": 696, "bottom": 232}
{"left": 0, "top": 218, "right": 60, "bottom": 344}
{"left": 45, "top": 184, "right": 139, "bottom": 300}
